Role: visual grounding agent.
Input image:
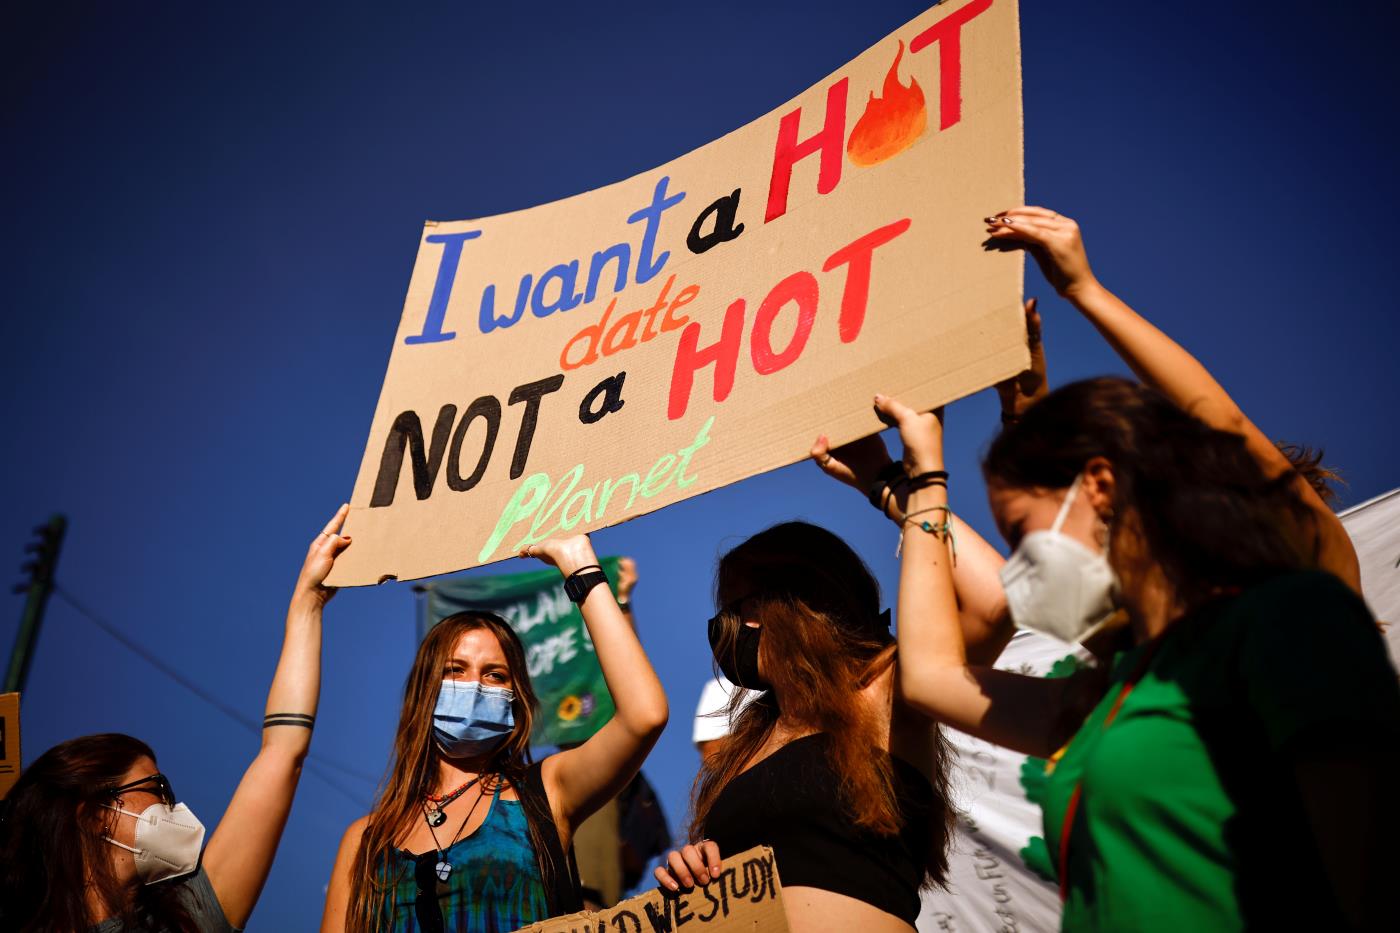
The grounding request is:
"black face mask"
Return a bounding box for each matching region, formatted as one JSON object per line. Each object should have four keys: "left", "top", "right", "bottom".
{"left": 707, "top": 610, "right": 767, "bottom": 690}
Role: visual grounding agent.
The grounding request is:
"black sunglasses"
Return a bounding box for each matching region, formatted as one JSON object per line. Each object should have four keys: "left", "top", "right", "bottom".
{"left": 109, "top": 772, "right": 177, "bottom": 807}
{"left": 707, "top": 593, "right": 759, "bottom": 629}
{"left": 413, "top": 852, "right": 449, "bottom": 933}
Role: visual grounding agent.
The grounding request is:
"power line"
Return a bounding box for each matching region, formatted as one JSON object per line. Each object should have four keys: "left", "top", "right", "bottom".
{"left": 52, "top": 586, "right": 378, "bottom": 809}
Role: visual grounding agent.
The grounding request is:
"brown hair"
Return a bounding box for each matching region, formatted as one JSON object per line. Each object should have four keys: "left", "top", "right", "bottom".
{"left": 1276, "top": 441, "right": 1344, "bottom": 505}
{"left": 0, "top": 733, "right": 195, "bottom": 932}
{"left": 345, "top": 611, "right": 561, "bottom": 932}
{"left": 984, "top": 378, "right": 1318, "bottom": 610}
{"left": 690, "top": 521, "right": 953, "bottom": 886}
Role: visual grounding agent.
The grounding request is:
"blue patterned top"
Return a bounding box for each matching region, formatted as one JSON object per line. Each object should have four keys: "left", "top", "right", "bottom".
{"left": 377, "top": 792, "right": 550, "bottom": 932}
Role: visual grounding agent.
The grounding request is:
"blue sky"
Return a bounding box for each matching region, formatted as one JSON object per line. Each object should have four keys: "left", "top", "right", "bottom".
{"left": 4, "top": 1, "right": 1397, "bottom": 928}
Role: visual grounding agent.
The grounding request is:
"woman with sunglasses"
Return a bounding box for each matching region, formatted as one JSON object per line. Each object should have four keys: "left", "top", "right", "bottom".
{"left": 0, "top": 505, "right": 352, "bottom": 932}
{"left": 321, "top": 534, "right": 668, "bottom": 933}
{"left": 655, "top": 521, "right": 956, "bottom": 933}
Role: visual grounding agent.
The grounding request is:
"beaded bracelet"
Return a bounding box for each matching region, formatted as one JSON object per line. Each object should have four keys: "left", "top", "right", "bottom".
{"left": 896, "top": 505, "right": 957, "bottom": 562}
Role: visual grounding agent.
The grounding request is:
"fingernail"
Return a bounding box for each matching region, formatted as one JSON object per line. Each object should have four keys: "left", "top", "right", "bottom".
{"left": 874, "top": 393, "right": 885, "bottom": 401}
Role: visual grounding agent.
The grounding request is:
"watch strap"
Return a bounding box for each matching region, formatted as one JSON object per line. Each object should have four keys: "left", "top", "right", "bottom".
{"left": 564, "top": 566, "right": 609, "bottom": 604}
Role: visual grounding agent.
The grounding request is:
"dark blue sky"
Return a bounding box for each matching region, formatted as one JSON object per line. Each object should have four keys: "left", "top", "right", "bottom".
{"left": 4, "top": 1, "right": 1397, "bottom": 928}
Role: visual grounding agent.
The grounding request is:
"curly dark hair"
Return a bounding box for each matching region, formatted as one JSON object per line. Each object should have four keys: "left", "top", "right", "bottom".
{"left": 984, "top": 377, "right": 1318, "bottom": 611}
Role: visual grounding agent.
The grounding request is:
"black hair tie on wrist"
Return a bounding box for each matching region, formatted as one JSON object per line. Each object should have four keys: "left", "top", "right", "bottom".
{"left": 905, "top": 470, "right": 949, "bottom": 492}
{"left": 867, "top": 461, "right": 908, "bottom": 510}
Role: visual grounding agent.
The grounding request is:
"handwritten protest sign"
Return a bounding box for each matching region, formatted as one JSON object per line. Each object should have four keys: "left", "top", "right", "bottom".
{"left": 509, "top": 846, "right": 788, "bottom": 933}
{"left": 419, "top": 558, "right": 621, "bottom": 746}
{"left": 0, "top": 693, "right": 19, "bottom": 799}
{"left": 329, "top": 0, "right": 1025, "bottom": 585}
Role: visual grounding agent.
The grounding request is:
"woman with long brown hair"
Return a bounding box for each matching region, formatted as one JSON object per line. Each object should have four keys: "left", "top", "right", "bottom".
{"left": 321, "top": 534, "right": 667, "bottom": 933}
{"left": 864, "top": 382, "right": 1400, "bottom": 930}
{"left": 0, "top": 504, "right": 352, "bottom": 931}
{"left": 654, "top": 521, "right": 956, "bottom": 933}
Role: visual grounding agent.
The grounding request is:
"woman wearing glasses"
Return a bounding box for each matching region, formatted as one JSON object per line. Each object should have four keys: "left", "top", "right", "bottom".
{"left": 0, "top": 505, "right": 352, "bottom": 932}
{"left": 320, "top": 534, "right": 668, "bottom": 933}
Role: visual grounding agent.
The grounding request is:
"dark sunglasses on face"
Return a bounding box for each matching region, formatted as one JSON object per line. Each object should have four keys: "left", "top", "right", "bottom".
{"left": 708, "top": 593, "right": 763, "bottom": 629}
{"left": 109, "top": 772, "right": 177, "bottom": 807}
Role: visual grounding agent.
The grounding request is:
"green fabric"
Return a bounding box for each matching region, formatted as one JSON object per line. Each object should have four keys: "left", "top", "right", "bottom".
{"left": 1019, "top": 651, "right": 1092, "bottom": 882}
{"left": 1041, "top": 571, "right": 1400, "bottom": 932}
{"left": 422, "top": 558, "right": 619, "bottom": 746}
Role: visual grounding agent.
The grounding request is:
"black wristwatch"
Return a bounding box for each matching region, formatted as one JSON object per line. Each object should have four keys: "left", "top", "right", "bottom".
{"left": 564, "top": 565, "right": 609, "bottom": 604}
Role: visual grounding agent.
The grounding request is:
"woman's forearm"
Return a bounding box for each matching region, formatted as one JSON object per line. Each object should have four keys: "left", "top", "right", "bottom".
{"left": 1069, "top": 282, "right": 1257, "bottom": 440}
{"left": 947, "top": 513, "right": 1013, "bottom": 666}
{"left": 896, "top": 485, "right": 989, "bottom": 728}
{"left": 1069, "top": 281, "right": 1361, "bottom": 589}
{"left": 260, "top": 596, "right": 323, "bottom": 759}
{"left": 579, "top": 583, "right": 668, "bottom": 738}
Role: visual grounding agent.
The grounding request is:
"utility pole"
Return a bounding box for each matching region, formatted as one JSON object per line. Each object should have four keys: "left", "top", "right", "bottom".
{"left": 4, "top": 515, "right": 67, "bottom": 694}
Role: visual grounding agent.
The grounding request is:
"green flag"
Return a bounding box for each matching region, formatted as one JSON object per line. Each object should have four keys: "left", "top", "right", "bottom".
{"left": 419, "top": 558, "right": 619, "bottom": 746}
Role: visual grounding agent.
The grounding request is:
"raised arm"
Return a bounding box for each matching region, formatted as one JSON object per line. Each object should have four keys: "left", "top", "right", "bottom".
{"left": 987, "top": 207, "right": 1360, "bottom": 591}
{"left": 866, "top": 396, "right": 1099, "bottom": 758}
{"left": 523, "top": 537, "right": 668, "bottom": 837}
{"left": 811, "top": 431, "right": 1012, "bottom": 666}
{"left": 204, "top": 505, "right": 352, "bottom": 928}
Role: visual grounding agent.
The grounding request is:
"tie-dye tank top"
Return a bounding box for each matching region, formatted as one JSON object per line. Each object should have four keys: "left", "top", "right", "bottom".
{"left": 378, "top": 791, "right": 550, "bottom": 932}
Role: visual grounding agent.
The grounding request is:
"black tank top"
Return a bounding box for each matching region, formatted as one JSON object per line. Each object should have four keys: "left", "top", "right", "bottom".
{"left": 703, "top": 733, "right": 935, "bottom": 926}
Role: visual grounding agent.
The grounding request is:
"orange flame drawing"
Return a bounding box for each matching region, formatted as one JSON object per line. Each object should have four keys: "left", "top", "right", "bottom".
{"left": 847, "top": 40, "right": 927, "bottom": 167}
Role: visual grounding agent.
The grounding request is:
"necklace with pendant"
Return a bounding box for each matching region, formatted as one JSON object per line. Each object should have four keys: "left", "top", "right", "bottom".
{"left": 423, "top": 774, "right": 482, "bottom": 827}
{"left": 422, "top": 775, "right": 493, "bottom": 881}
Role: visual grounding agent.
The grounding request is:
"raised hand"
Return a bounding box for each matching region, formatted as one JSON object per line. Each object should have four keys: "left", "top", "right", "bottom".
{"left": 986, "top": 206, "right": 1098, "bottom": 299}
{"left": 995, "top": 298, "right": 1048, "bottom": 421}
{"left": 873, "top": 394, "right": 945, "bottom": 475}
{"left": 617, "top": 556, "right": 638, "bottom": 600}
{"left": 520, "top": 535, "right": 598, "bottom": 577}
{"left": 294, "top": 504, "right": 353, "bottom": 607}
{"left": 810, "top": 432, "right": 894, "bottom": 494}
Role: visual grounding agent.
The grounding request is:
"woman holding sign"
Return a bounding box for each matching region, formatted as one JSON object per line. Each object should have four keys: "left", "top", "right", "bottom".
{"left": 656, "top": 521, "right": 956, "bottom": 933}
{"left": 984, "top": 205, "right": 1361, "bottom": 594}
{"left": 0, "top": 505, "right": 351, "bottom": 932}
{"left": 321, "top": 534, "right": 667, "bottom": 933}
{"left": 852, "top": 385, "right": 1400, "bottom": 931}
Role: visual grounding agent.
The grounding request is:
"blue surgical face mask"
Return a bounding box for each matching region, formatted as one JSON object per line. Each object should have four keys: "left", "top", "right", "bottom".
{"left": 433, "top": 680, "right": 516, "bottom": 759}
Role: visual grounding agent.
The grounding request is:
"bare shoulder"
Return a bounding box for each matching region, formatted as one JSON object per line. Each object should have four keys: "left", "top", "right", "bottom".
{"left": 339, "top": 815, "right": 370, "bottom": 850}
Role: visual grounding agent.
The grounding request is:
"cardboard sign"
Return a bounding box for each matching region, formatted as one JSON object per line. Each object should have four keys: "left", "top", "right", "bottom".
{"left": 509, "top": 845, "right": 788, "bottom": 933}
{"left": 0, "top": 692, "right": 19, "bottom": 799}
{"left": 420, "top": 558, "right": 621, "bottom": 745}
{"left": 329, "top": 0, "right": 1025, "bottom": 585}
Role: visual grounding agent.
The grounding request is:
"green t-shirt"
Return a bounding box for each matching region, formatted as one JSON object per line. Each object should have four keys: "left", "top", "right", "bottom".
{"left": 1041, "top": 571, "right": 1400, "bottom": 932}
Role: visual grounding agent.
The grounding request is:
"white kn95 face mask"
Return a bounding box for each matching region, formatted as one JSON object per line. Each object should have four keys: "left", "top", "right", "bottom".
{"left": 998, "top": 473, "right": 1119, "bottom": 645}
